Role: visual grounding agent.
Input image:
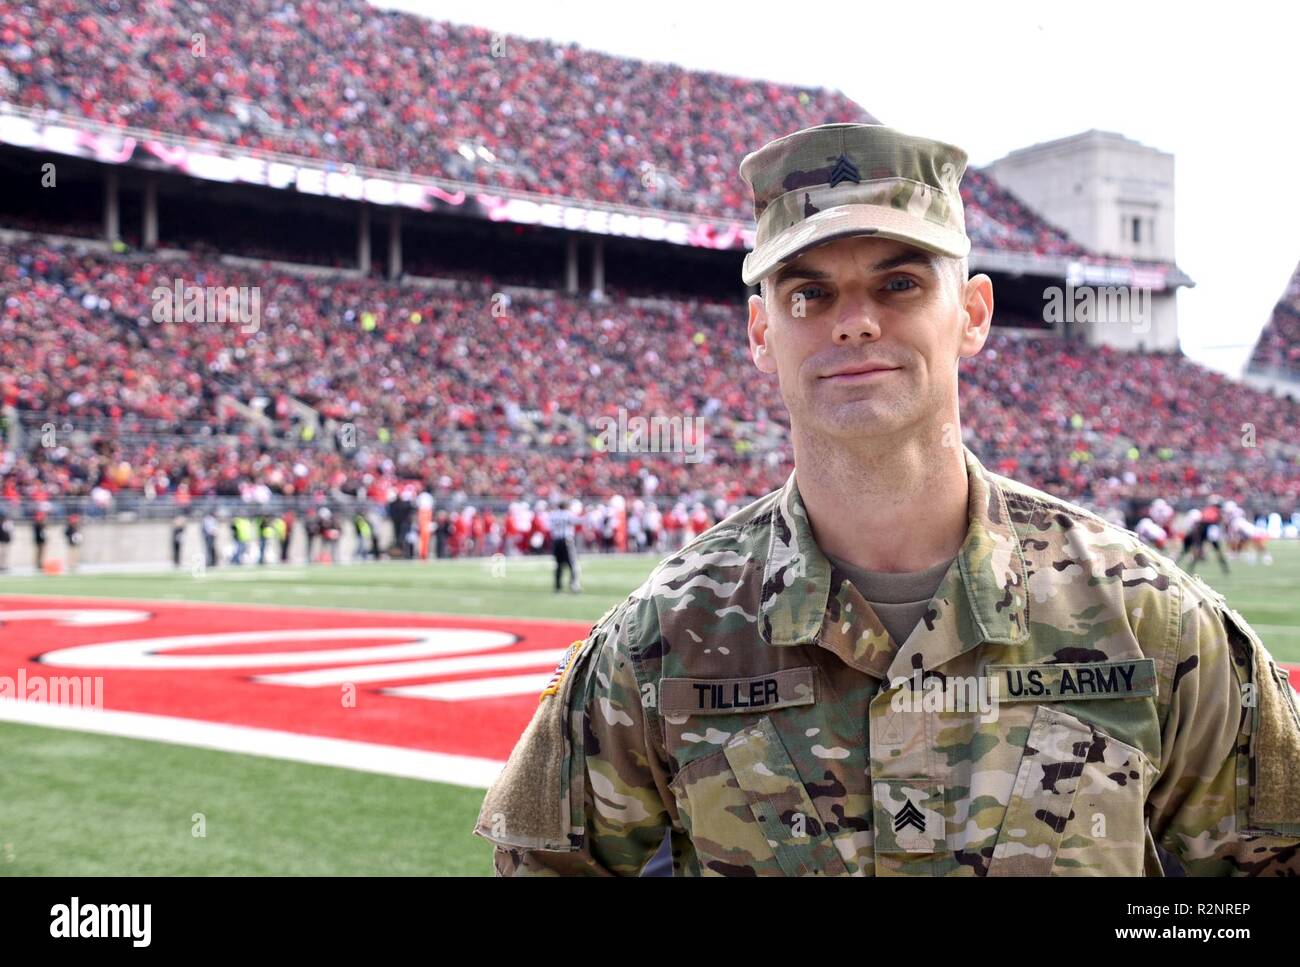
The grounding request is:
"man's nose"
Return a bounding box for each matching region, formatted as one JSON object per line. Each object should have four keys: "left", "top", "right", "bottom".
{"left": 831, "top": 304, "right": 881, "bottom": 343}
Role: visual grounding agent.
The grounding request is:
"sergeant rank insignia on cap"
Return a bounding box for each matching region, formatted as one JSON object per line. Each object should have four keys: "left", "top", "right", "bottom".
{"left": 828, "top": 153, "right": 860, "bottom": 188}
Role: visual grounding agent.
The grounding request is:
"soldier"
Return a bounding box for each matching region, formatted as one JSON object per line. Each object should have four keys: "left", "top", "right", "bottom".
{"left": 475, "top": 123, "right": 1300, "bottom": 876}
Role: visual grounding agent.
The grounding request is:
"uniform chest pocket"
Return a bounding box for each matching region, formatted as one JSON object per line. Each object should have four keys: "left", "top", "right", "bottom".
{"left": 669, "top": 713, "right": 849, "bottom": 877}
{"left": 988, "top": 704, "right": 1154, "bottom": 877}
{"left": 723, "top": 716, "right": 850, "bottom": 876}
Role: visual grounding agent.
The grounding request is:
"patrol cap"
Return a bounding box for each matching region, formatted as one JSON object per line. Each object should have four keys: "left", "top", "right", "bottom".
{"left": 739, "top": 122, "right": 971, "bottom": 287}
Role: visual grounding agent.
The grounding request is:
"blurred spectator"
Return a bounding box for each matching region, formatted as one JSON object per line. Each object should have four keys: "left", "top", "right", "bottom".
{"left": 64, "top": 512, "right": 82, "bottom": 570}
{"left": 0, "top": 503, "right": 11, "bottom": 570}
{"left": 171, "top": 512, "right": 185, "bottom": 567}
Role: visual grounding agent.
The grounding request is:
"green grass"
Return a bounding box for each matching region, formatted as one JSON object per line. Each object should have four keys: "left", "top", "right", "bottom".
{"left": 1171, "top": 543, "right": 1300, "bottom": 662}
{"left": 0, "top": 722, "right": 494, "bottom": 875}
{"left": 1, "top": 543, "right": 1296, "bottom": 875}
{"left": 0, "top": 556, "right": 657, "bottom": 622}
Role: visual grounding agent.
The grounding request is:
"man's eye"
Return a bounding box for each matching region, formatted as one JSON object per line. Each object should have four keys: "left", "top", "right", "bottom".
{"left": 791, "top": 285, "right": 826, "bottom": 302}
{"left": 885, "top": 277, "right": 918, "bottom": 292}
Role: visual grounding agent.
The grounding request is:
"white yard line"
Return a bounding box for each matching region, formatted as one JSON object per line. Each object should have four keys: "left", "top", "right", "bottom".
{"left": 0, "top": 591, "right": 596, "bottom": 627}
{"left": 0, "top": 699, "right": 505, "bottom": 789}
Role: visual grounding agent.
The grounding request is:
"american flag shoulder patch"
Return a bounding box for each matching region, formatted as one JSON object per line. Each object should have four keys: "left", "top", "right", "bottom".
{"left": 540, "top": 639, "right": 587, "bottom": 701}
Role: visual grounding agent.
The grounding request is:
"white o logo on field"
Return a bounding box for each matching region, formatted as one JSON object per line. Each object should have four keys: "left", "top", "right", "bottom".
{"left": 37, "top": 628, "right": 517, "bottom": 670}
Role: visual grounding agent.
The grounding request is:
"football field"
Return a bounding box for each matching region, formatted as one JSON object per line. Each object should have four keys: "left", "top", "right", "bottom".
{"left": 0, "top": 544, "right": 1296, "bottom": 876}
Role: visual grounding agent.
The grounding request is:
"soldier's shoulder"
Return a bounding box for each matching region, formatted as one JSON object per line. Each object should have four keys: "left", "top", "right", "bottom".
{"left": 637, "top": 488, "right": 781, "bottom": 587}
{"left": 985, "top": 468, "right": 1221, "bottom": 643}
{"left": 989, "top": 468, "right": 1185, "bottom": 574}
{"left": 987, "top": 468, "right": 1121, "bottom": 533}
{"left": 613, "top": 488, "right": 783, "bottom": 643}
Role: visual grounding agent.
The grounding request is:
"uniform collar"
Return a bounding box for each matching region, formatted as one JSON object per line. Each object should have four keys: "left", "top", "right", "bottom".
{"left": 758, "top": 446, "right": 1030, "bottom": 674}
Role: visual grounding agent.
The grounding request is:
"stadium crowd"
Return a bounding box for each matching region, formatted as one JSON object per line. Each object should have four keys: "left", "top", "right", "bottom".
{"left": 0, "top": 240, "right": 784, "bottom": 446}
{"left": 1, "top": 1, "right": 1295, "bottom": 544}
{"left": 2, "top": 238, "right": 1297, "bottom": 529}
{"left": 2, "top": 0, "right": 1089, "bottom": 258}
{"left": 1247, "top": 260, "right": 1300, "bottom": 381}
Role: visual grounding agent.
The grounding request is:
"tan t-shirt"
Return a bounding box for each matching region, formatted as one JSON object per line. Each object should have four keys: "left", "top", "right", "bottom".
{"left": 824, "top": 551, "right": 956, "bottom": 647}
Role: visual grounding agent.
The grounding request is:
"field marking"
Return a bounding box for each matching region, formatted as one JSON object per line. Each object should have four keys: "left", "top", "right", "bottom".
{"left": 0, "top": 609, "right": 152, "bottom": 627}
{"left": 38, "top": 627, "right": 518, "bottom": 670}
{"left": 0, "top": 698, "right": 505, "bottom": 788}
{"left": 0, "top": 592, "right": 601, "bottom": 628}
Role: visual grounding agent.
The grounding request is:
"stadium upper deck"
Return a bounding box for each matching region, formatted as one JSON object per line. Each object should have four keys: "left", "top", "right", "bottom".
{"left": 0, "top": 0, "right": 1122, "bottom": 264}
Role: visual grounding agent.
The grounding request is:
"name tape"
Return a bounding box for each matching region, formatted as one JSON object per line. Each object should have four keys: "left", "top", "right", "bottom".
{"left": 661, "top": 666, "right": 816, "bottom": 715}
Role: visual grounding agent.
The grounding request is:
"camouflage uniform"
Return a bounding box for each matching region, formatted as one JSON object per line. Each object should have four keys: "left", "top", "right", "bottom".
{"left": 475, "top": 447, "right": 1300, "bottom": 875}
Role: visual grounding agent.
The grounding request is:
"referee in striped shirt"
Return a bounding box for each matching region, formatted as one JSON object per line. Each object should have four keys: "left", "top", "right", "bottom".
{"left": 550, "top": 500, "right": 583, "bottom": 593}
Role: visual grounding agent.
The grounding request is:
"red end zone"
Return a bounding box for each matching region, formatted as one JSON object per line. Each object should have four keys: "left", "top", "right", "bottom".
{"left": 0, "top": 595, "right": 590, "bottom": 762}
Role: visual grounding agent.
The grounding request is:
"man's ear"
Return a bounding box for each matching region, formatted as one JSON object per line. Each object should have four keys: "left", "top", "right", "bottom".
{"left": 957, "top": 273, "right": 994, "bottom": 359}
{"left": 748, "top": 293, "right": 778, "bottom": 374}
